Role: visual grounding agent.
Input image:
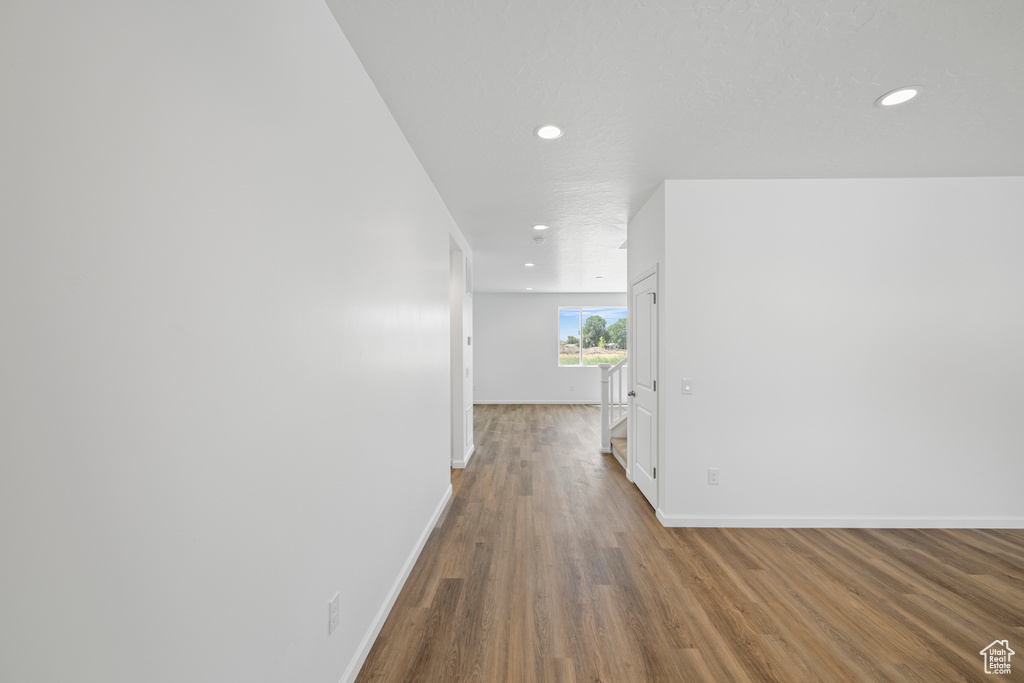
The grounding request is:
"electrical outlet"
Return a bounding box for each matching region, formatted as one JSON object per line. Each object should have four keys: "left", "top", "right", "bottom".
{"left": 708, "top": 468, "right": 720, "bottom": 485}
{"left": 570, "top": 384, "right": 575, "bottom": 392}
{"left": 328, "top": 593, "right": 340, "bottom": 635}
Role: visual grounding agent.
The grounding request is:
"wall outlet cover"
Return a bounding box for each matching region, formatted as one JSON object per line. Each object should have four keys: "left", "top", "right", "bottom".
{"left": 328, "top": 593, "right": 340, "bottom": 635}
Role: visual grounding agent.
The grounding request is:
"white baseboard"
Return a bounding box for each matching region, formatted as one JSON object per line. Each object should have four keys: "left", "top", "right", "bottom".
{"left": 341, "top": 484, "right": 453, "bottom": 683}
{"left": 474, "top": 399, "right": 601, "bottom": 405}
{"left": 452, "top": 443, "right": 475, "bottom": 469}
{"left": 655, "top": 510, "right": 1024, "bottom": 529}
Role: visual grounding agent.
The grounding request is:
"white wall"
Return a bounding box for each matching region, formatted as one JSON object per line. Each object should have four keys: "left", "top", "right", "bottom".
{"left": 0, "top": 2, "right": 456, "bottom": 682}
{"left": 475, "top": 292, "right": 627, "bottom": 404}
{"left": 652, "top": 178, "right": 1024, "bottom": 527}
{"left": 627, "top": 183, "right": 665, "bottom": 285}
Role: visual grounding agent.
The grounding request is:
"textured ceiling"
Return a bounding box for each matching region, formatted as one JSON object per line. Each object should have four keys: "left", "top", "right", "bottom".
{"left": 326, "top": 0, "right": 1024, "bottom": 293}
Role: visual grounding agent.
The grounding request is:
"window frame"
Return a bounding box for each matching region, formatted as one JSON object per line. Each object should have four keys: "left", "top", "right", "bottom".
{"left": 557, "top": 305, "right": 628, "bottom": 367}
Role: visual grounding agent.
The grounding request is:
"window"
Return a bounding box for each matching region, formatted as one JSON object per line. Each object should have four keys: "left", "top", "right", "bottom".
{"left": 558, "top": 307, "right": 628, "bottom": 366}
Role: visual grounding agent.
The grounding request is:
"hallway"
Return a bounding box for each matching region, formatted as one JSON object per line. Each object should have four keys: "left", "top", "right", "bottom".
{"left": 357, "top": 404, "right": 1024, "bottom": 682}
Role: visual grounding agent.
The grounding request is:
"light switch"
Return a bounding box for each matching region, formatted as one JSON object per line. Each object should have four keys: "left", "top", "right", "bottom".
{"left": 682, "top": 378, "right": 693, "bottom": 395}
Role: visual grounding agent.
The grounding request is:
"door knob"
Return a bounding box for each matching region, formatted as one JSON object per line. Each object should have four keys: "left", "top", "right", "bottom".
{"left": 627, "top": 391, "right": 636, "bottom": 397}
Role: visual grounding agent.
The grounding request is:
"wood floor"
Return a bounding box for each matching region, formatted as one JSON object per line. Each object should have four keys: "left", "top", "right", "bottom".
{"left": 357, "top": 404, "right": 1024, "bottom": 682}
{"left": 610, "top": 436, "right": 627, "bottom": 469}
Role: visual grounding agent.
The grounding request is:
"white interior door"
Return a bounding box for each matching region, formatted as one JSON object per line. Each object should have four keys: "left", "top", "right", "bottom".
{"left": 630, "top": 270, "right": 658, "bottom": 509}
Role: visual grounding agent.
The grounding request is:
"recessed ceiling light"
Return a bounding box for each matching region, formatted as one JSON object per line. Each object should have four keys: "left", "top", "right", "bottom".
{"left": 526, "top": 287, "right": 533, "bottom": 290}
{"left": 876, "top": 87, "right": 919, "bottom": 107}
{"left": 525, "top": 263, "right": 535, "bottom": 267}
{"left": 533, "top": 224, "right": 549, "bottom": 231}
{"left": 534, "top": 124, "right": 563, "bottom": 140}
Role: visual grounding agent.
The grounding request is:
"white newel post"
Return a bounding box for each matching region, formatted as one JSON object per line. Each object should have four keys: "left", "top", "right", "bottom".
{"left": 599, "top": 363, "right": 611, "bottom": 453}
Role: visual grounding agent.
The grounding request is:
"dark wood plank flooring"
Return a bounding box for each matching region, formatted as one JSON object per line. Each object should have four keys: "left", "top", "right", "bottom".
{"left": 357, "top": 404, "right": 1024, "bottom": 682}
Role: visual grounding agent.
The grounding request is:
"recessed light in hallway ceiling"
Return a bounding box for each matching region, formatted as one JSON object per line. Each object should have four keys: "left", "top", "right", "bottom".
{"left": 876, "top": 87, "right": 920, "bottom": 107}
{"left": 533, "top": 224, "right": 549, "bottom": 230}
{"left": 534, "top": 125, "right": 563, "bottom": 140}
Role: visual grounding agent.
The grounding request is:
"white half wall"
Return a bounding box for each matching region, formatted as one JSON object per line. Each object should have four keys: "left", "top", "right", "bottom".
{"left": 653, "top": 178, "right": 1024, "bottom": 527}
{"left": 474, "top": 292, "right": 627, "bottom": 404}
{"left": 1, "top": 2, "right": 456, "bottom": 682}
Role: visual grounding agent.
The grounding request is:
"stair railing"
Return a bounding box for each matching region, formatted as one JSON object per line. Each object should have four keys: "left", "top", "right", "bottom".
{"left": 600, "top": 357, "right": 628, "bottom": 453}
